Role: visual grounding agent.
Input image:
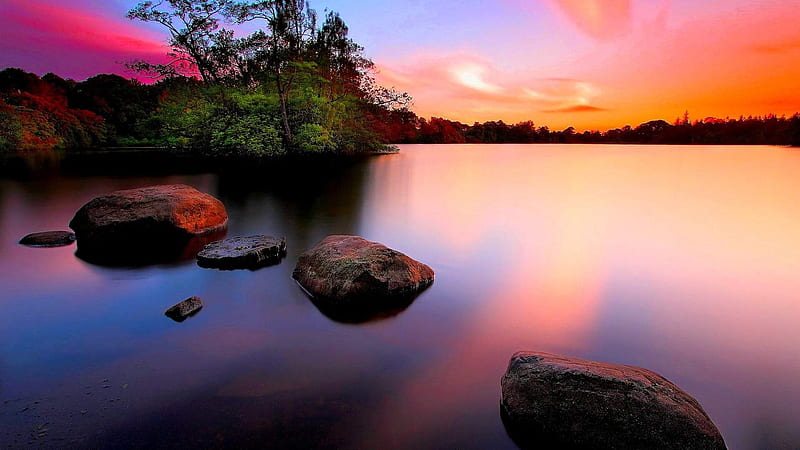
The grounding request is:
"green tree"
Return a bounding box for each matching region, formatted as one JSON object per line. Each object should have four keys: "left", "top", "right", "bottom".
{"left": 126, "top": 0, "right": 411, "bottom": 154}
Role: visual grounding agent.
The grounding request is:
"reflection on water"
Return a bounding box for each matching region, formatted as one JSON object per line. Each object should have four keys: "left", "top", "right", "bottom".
{"left": 303, "top": 287, "right": 425, "bottom": 325}
{"left": 75, "top": 230, "right": 229, "bottom": 268}
{"left": 1, "top": 145, "right": 799, "bottom": 448}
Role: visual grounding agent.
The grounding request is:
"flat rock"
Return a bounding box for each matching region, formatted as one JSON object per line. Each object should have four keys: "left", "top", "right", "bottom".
{"left": 197, "top": 235, "right": 286, "bottom": 270}
{"left": 19, "top": 231, "right": 76, "bottom": 247}
{"left": 165, "top": 296, "right": 203, "bottom": 322}
{"left": 292, "top": 235, "right": 434, "bottom": 321}
{"left": 69, "top": 184, "right": 228, "bottom": 264}
{"left": 501, "top": 351, "right": 726, "bottom": 450}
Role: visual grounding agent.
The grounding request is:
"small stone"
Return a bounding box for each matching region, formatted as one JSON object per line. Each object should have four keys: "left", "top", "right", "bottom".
{"left": 164, "top": 296, "right": 203, "bottom": 322}
{"left": 19, "top": 231, "right": 75, "bottom": 247}
{"left": 197, "top": 235, "right": 286, "bottom": 270}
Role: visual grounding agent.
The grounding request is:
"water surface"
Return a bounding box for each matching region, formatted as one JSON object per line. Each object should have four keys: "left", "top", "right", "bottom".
{"left": 1, "top": 144, "right": 799, "bottom": 449}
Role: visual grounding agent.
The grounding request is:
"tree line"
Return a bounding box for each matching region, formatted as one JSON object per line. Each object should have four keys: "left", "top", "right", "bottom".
{"left": 375, "top": 114, "right": 800, "bottom": 146}
{"left": 2, "top": 65, "right": 798, "bottom": 153}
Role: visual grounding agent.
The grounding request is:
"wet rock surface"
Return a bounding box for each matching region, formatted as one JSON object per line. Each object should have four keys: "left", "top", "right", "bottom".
{"left": 164, "top": 296, "right": 203, "bottom": 322}
{"left": 501, "top": 351, "right": 727, "bottom": 450}
{"left": 19, "top": 231, "right": 76, "bottom": 247}
{"left": 197, "top": 235, "right": 286, "bottom": 270}
{"left": 68, "top": 184, "right": 227, "bottom": 265}
{"left": 292, "top": 235, "right": 434, "bottom": 321}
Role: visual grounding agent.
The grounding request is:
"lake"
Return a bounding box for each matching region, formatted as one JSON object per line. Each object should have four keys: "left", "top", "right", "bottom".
{"left": 1, "top": 144, "right": 799, "bottom": 449}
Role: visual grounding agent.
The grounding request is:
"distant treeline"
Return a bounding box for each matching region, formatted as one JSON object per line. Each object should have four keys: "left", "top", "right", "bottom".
{"left": 376, "top": 113, "right": 800, "bottom": 146}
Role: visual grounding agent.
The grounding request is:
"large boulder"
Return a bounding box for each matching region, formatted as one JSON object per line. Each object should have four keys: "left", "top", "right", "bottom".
{"left": 69, "top": 184, "right": 228, "bottom": 265}
{"left": 501, "top": 352, "right": 726, "bottom": 449}
{"left": 19, "top": 230, "right": 75, "bottom": 247}
{"left": 197, "top": 235, "right": 286, "bottom": 270}
{"left": 292, "top": 235, "right": 434, "bottom": 322}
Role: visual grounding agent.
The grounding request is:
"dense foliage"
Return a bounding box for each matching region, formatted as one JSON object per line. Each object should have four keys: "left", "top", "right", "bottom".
{"left": 0, "top": 0, "right": 410, "bottom": 155}
{"left": 0, "top": 69, "right": 108, "bottom": 152}
{"left": 121, "top": 0, "right": 409, "bottom": 155}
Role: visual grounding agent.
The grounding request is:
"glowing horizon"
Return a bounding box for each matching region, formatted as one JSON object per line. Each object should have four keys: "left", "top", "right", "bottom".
{"left": 1, "top": 0, "right": 798, "bottom": 131}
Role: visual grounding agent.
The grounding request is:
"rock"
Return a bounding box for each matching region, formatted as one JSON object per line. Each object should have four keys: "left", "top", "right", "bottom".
{"left": 69, "top": 184, "right": 228, "bottom": 265}
{"left": 292, "top": 235, "right": 434, "bottom": 322}
{"left": 19, "top": 231, "right": 76, "bottom": 247}
{"left": 500, "top": 352, "right": 726, "bottom": 450}
{"left": 165, "top": 296, "right": 203, "bottom": 322}
{"left": 197, "top": 235, "right": 286, "bottom": 270}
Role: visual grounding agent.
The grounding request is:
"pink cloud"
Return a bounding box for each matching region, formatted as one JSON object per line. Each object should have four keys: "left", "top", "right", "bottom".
{"left": 1, "top": 0, "right": 168, "bottom": 80}
{"left": 505, "top": 0, "right": 632, "bottom": 39}
{"left": 374, "top": 55, "right": 606, "bottom": 122}
{"left": 448, "top": 62, "right": 505, "bottom": 94}
{"left": 525, "top": 78, "right": 603, "bottom": 112}
{"left": 550, "top": 0, "right": 631, "bottom": 39}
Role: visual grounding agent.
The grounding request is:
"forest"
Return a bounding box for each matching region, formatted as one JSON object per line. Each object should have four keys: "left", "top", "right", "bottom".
{"left": 0, "top": 0, "right": 410, "bottom": 155}
{"left": 0, "top": 1, "right": 798, "bottom": 154}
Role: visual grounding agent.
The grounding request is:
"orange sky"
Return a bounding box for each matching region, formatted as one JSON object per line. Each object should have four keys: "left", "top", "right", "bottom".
{"left": 370, "top": 0, "right": 800, "bottom": 130}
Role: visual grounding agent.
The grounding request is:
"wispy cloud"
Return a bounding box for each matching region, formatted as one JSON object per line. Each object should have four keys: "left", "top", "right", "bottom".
{"left": 375, "top": 55, "right": 606, "bottom": 123}
{"left": 524, "top": 78, "right": 603, "bottom": 112}
{"left": 448, "top": 63, "right": 505, "bottom": 94}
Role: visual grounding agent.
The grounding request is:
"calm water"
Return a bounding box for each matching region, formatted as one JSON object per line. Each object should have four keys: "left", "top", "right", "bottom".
{"left": 1, "top": 144, "right": 799, "bottom": 449}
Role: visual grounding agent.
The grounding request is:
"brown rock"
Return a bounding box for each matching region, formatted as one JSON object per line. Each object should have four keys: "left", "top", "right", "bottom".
{"left": 292, "top": 235, "right": 434, "bottom": 321}
{"left": 69, "top": 184, "right": 227, "bottom": 264}
{"left": 501, "top": 352, "right": 727, "bottom": 449}
{"left": 164, "top": 296, "right": 203, "bottom": 322}
{"left": 19, "top": 230, "right": 76, "bottom": 247}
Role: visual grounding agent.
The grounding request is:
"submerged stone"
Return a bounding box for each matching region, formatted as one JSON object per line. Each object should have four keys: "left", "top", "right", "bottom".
{"left": 292, "top": 235, "right": 434, "bottom": 322}
{"left": 19, "top": 230, "right": 76, "bottom": 247}
{"left": 500, "top": 351, "right": 727, "bottom": 450}
{"left": 165, "top": 296, "right": 203, "bottom": 322}
{"left": 197, "top": 235, "right": 286, "bottom": 270}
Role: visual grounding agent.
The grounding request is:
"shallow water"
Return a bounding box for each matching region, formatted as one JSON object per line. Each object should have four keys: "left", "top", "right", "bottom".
{"left": 1, "top": 144, "right": 799, "bottom": 449}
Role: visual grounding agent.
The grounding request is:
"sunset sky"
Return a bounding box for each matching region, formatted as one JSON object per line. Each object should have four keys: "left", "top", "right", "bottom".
{"left": 1, "top": 0, "right": 799, "bottom": 130}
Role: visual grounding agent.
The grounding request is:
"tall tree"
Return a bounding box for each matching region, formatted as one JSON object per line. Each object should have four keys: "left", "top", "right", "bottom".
{"left": 127, "top": 0, "right": 234, "bottom": 83}
{"left": 226, "top": 0, "right": 318, "bottom": 142}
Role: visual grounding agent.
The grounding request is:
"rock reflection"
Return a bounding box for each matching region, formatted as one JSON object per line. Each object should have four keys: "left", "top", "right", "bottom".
{"left": 215, "top": 156, "right": 372, "bottom": 253}
{"left": 75, "top": 230, "right": 227, "bottom": 268}
{"left": 302, "top": 287, "right": 426, "bottom": 324}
